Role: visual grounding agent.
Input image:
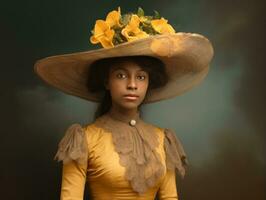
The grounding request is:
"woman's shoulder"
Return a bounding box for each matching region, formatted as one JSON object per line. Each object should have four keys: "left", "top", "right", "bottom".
{"left": 54, "top": 122, "right": 89, "bottom": 164}
{"left": 84, "top": 121, "right": 100, "bottom": 134}
{"left": 146, "top": 122, "right": 189, "bottom": 177}
{"left": 53, "top": 121, "right": 108, "bottom": 164}
{"left": 161, "top": 127, "right": 189, "bottom": 178}
{"left": 145, "top": 122, "right": 184, "bottom": 144}
{"left": 143, "top": 122, "right": 165, "bottom": 138}
{"left": 83, "top": 121, "right": 109, "bottom": 142}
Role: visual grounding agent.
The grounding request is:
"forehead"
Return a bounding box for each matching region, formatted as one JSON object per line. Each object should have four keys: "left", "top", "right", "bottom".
{"left": 110, "top": 60, "right": 145, "bottom": 72}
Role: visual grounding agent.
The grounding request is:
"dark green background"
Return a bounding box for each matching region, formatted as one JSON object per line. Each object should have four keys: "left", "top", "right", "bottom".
{"left": 1, "top": 0, "right": 265, "bottom": 199}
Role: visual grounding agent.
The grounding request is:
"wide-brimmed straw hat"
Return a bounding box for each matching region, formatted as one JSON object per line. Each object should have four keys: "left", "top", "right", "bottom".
{"left": 34, "top": 7, "right": 214, "bottom": 104}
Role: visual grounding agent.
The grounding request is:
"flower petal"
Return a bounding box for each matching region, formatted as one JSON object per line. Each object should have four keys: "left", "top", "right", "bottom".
{"left": 90, "top": 19, "right": 115, "bottom": 48}
{"left": 106, "top": 7, "right": 122, "bottom": 27}
{"left": 121, "top": 14, "right": 148, "bottom": 42}
{"left": 98, "top": 37, "right": 114, "bottom": 48}
{"left": 132, "top": 31, "right": 149, "bottom": 41}
{"left": 151, "top": 17, "right": 175, "bottom": 34}
{"left": 121, "top": 25, "right": 149, "bottom": 42}
{"left": 161, "top": 24, "right": 175, "bottom": 34}
{"left": 94, "top": 20, "right": 110, "bottom": 36}
{"left": 90, "top": 35, "right": 99, "bottom": 44}
{"left": 128, "top": 14, "right": 140, "bottom": 28}
{"left": 104, "top": 29, "right": 115, "bottom": 40}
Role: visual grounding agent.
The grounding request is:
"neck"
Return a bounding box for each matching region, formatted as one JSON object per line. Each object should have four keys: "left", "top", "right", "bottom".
{"left": 107, "top": 105, "right": 140, "bottom": 123}
{"left": 110, "top": 104, "right": 139, "bottom": 117}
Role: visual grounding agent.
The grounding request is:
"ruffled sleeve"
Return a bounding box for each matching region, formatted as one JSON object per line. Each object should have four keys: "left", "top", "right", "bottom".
{"left": 163, "top": 128, "right": 189, "bottom": 178}
{"left": 54, "top": 123, "right": 88, "bottom": 165}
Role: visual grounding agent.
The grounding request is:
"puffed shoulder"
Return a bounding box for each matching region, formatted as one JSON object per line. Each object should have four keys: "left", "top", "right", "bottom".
{"left": 163, "top": 128, "right": 189, "bottom": 178}
{"left": 54, "top": 123, "right": 88, "bottom": 165}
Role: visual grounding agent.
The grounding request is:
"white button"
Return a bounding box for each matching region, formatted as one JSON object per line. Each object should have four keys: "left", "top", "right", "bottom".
{"left": 129, "top": 119, "right": 136, "bottom": 126}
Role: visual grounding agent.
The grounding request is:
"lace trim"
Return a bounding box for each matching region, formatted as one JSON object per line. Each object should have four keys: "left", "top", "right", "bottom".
{"left": 163, "top": 128, "right": 189, "bottom": 178}
{"left": 94, "top": 114, "right": 165, "bottom": 195}
{"left": 53, "top": 117, "right": 188, "bottom": 193}
{"left": 54, "top": 123, "right": 88, "bottom": 165}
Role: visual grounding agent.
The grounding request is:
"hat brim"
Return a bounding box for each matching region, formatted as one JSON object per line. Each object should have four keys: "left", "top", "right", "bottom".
{"left": 34, "top": 32, "right": 214, "bottom": 103}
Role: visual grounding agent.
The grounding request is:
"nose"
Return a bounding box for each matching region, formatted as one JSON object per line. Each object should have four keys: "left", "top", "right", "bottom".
{"left": 127, "top": 77, "right": 137, "bottom": 90}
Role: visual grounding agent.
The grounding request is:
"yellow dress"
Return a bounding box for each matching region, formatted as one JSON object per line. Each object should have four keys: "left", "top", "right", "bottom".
{"left": 55, "top": 112, "right": 188, "bottom": 200}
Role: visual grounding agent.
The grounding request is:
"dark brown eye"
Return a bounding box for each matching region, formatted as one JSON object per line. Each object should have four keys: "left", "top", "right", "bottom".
{"left": 137, "top": 75, "right": 146, "bottom": 80}
{"left": 116, "top": 73, "right": 126, "bottom": 79}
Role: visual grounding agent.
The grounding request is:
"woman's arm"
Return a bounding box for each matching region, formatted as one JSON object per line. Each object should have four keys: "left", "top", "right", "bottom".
{"left": 54, "top": 124, "right": 89, "bottom": 200}
{"left": 60, "top": 161, "right": 88, "bottom": 200}
{"left": 157, "top": 128, "right": 189, "bottom": 200}
{"left": 157, "top": 169, "right": 178, "bottom": 200}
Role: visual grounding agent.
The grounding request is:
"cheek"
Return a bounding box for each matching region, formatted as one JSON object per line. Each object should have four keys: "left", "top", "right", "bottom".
{"left": 110, "top": 80, "right": 121, "bottom": 89}
{"left": 140, "top": 81, "right": 149, "bottom": 94}
{"left": 108, "top": 79, "right": 124, "bottom": 94}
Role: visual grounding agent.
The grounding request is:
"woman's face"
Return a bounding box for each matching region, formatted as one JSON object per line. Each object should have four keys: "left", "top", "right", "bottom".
{"left": 106, "top": 60, "right": 149, "bottom": 111}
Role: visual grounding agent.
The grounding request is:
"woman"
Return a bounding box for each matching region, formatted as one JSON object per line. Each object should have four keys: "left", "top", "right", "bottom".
{"left": 34, "top": 7, "right": 213, "bottom": 200}
{"left": 88, "top": 56, "right": 168, "bottom": 119}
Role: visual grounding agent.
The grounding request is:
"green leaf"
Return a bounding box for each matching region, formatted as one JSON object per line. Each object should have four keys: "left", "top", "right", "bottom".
{"left": 146, "top": 15, "right": 153, "bottom": 20}
{"left": 120, "top": 14, "right": 131, "bottom": 26}
{"left": 116, "top": 33, "right": 124, "bottom": 43}
{"left": 153, "top": 10, "right": 161, "bottom": 19}
{"left": 113, "top": 30, "right": 127, "bottom": 45}
{"left": 142, "top": 25, "right": 157, "bottom": 35}
{"left": 142, "top": 19, "right": 151, "bottom": 25}
{"left": 137, "top": 7, "right": 145, "bottom": 17}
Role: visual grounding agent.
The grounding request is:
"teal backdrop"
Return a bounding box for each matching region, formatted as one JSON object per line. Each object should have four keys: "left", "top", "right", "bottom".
{"left": 0, "top": 0, "right": 265, "bottom": 199}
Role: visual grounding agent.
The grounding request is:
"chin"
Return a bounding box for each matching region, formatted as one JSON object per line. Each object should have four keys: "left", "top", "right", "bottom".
{"left": 120, "top": 102, "right": 140, "bottom": 110}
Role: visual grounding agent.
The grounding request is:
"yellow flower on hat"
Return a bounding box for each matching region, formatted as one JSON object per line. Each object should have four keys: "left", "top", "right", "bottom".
{"left": 151, "top": 17, "right": 175, "bottom": 34}
{"left": 90, "top": 7, "right": 122, "bottom": 48}
{"left": 89, "top": 7, "right": 176, "bottom": 48}
{"left": 121, "top": 14, "right": 149, "bottom": 42}
{"left": 90, "top": 20, "right": 115, "bottom": 48}
{"left": 105, "top": 6, "right": 123, "bottom": 28}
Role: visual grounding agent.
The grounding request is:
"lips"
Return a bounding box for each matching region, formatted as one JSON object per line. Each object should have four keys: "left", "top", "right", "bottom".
{"left": 124, "top": 94, "right": 139, "bottom": 97}
{"left": 124, "top": 94, "right": 139, "bottom": 100}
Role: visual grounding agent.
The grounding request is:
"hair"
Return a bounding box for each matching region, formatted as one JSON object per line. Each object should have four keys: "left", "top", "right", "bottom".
{"left": 87, "top": 56, "right": 169, "bottom": 119}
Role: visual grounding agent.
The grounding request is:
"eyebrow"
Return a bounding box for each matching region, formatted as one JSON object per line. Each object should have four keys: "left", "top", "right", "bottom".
{"left": 111, "top": 66, "right": 147, "bottom": 73}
